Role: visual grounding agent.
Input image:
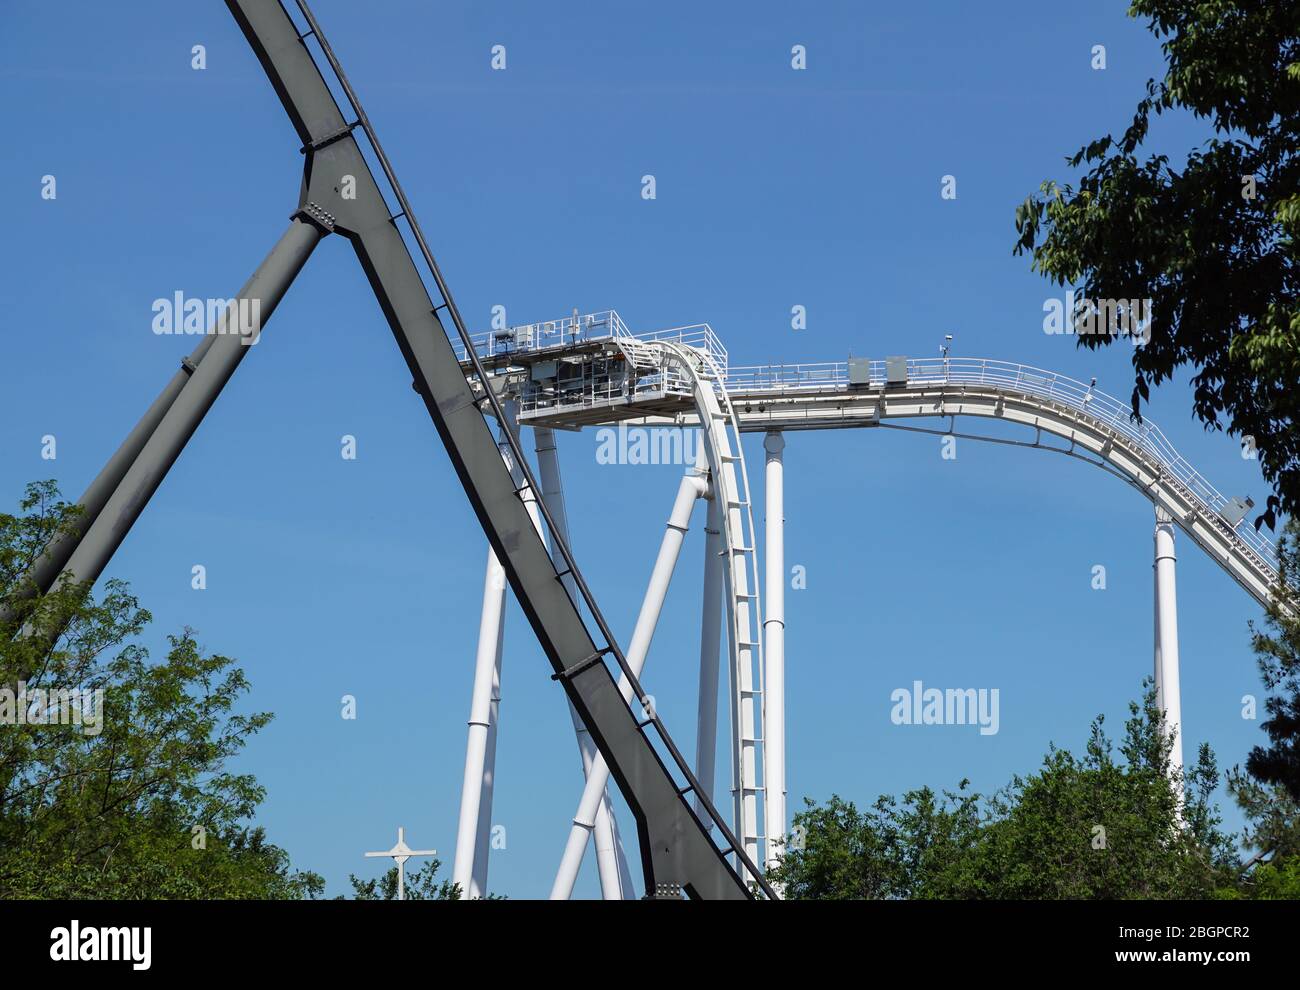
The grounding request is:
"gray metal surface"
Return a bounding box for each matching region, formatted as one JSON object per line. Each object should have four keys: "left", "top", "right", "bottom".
{"left": 59, "top": 218, "right": 325, "bottom": 591}
{"left": 227, "top": 0, "right": 762, "bottom": 898}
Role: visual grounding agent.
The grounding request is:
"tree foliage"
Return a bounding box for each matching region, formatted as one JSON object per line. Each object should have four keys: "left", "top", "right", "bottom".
{"left": 771, "top": 683, "right": 1249, "bottom": 899}
{"left": 1244, "top": 520, "right": 1300, "bottom": 801}
{"left": 1013, "top": 0, "right": 1300, "bottom": 529}
{"left": 341, "top": 860, "right": 463, "bottom": 901}
{"left": 0, "top": 481, "right": 321, "bottom": 899}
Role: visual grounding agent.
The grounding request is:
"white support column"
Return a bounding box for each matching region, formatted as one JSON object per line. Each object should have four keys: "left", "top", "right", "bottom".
{"left": 695, "top": 492, "right": 725, "bottom": 825}
{"left": 470, "top": 639, "right": 502, "bottom": 892}
{"left": 1154, "top": 508, "right": 1185, "bottom": 795}
{"left": 532, "top": 426, "right": 630, "bottom": 900}
{"left": 762, "top": 431, "right": 786, "bottom": 870}
{"left": 452, "top": 542, "right": 507, "bottom": 898}
{"left": 550, "top": 453, "right": 709, "bottom": 899}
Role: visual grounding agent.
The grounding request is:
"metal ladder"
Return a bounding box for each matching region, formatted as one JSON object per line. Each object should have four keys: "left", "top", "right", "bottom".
{"left": 653, "top": 342, "right": 768, "bottom": 868}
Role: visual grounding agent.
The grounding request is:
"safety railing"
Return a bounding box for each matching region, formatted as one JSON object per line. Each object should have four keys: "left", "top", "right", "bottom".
{"left": 454, "top": 310, "right": 728, "bottom": 379}
{"left": 725, "top": 356, "right": 1280, "bottom": 574}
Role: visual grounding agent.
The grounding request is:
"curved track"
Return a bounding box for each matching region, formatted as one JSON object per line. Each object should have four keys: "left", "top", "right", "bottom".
{"left": 648, "top": 341, "right": 767, "bottom": 868}
{"left": 711, "top": 357, "right": 1282, "bottom": 609}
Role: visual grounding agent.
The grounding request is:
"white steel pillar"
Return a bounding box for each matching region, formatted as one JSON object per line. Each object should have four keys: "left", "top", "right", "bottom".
{"left": 694, "top": 492, "right": 725, "bottom": 825}
{"left": 762, "top": 431, "right": 786, "bottom": 869}
{"left": 1153, "top": 508, "right": 1185, "bottom": 793}
{"left": 532, "top": 426, "right": 631, "bottom": 899}
{"left": 452, "top": 541, "right": 507, "bottom": 897}
{"left": 470, "top": 641, "right": 502, "bottom": 892}
{"left": 550, "top": 453, "right": 709, "bottom": 899}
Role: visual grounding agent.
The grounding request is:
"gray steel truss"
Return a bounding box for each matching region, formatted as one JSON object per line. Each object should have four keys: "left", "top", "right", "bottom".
{"left": 17, "top": 0, "right": 771, "bottom": 899}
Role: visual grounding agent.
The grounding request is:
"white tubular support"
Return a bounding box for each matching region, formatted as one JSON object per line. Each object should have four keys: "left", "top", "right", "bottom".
{"left": 1154, "top": 508, "right": 1185, "bottom": 796}
{"left": 695, "top": 492, "right": 725, "bottom": 825}
{"left": 532, "top": 426, "right": 630, "bottom": 900}
{"left": 550, "top": 451, "right": 710, "bottom": 899}
{"left": 471, "top": 645, "right": 502, "bottom": 892}
{"left": 452, "top": 527, "right": 509, "bottom": 896}
{"left": 761, "top": 431, "right": 786, "bottom": 870}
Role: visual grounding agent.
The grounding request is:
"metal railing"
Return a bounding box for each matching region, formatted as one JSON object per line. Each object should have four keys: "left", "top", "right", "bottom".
{"left": 454, "top": 310, "right": 729, "bottom": 379}
{"left": 725, "top": 356, "right": 1280, "bottom": 574}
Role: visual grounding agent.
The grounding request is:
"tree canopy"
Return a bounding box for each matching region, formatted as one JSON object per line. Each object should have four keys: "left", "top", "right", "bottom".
{"left": 1014, "top": 0, "right": 1300, "bottom": 530}
{"left": 770, "top": 684, "right": 1252, "bottom": 899}
{"left": 0, "top": 481, "right": 321, "bottom": 899}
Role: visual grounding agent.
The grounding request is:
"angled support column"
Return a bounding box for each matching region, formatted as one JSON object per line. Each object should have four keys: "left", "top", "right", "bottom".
{"left": 228, "top": 0, "right": 757, "bottom": 899}
{"left": 695, "top": 492, "right": 725, "bottom": 826}
{"left": 550, "top": 451, "right": 710, "bottom": 899}
{"left": 11, "top": 341, "right": 218, "bottom": 613}
{"left": 532, "top": 426, "right": 631, "bottom": 900}
{"left": 762, "top": 431, "right": 786, "bottom": 870}
{"left": 1154, "top": 508, "right": 1185, "bottom": 797}
{"left": 452, "top": 539, "right": 507, "bottom": 898}
{"left": 57, "top": 217, "right": 326, "bottom": 592}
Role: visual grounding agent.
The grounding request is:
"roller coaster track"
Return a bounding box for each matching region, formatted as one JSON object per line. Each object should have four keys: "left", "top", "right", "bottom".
{"left": 653, "top": 343, "right": 767, "bottom": 869}
{"left": 719, "top": 357, "right": 1283, "bottom": 610}
{"left": 491, "top": 320, "right": 1284, "bottom": 612}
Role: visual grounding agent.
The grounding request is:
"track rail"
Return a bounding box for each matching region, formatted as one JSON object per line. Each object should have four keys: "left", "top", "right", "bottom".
{"left": 721, "top": 357, "right": 1283, "bottom": 609}
{"left": 655, "top": 343, "right": 768, "bottom": 869}
{"left": 227, "top": 0, "right": 772, "bottom": 899}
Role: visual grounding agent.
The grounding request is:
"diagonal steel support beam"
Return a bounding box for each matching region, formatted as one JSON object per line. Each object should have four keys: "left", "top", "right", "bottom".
{"left": 226, "top": 0, "right": 764, "bottom": 898}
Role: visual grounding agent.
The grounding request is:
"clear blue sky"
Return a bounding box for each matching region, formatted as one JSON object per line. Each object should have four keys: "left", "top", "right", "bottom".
{"left": 0, "top": 0, "right": 1279, "bottom": 898}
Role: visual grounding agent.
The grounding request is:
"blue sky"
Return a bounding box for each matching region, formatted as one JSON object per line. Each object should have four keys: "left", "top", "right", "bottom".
{"left": 0, "top": 0, "right": 1280, "bottom": 897}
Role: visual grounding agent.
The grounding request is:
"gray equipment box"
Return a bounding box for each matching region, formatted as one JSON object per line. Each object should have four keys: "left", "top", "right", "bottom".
{"left": 848, "top": 357, "right": 873, "bottom": 386}
{"left": 885, "top": 355, "right": 908, "bottom": 386}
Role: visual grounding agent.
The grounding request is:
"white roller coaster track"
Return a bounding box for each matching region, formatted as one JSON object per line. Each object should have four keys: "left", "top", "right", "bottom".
{"left": 457, "top": 311, "right": 1293, "bottom": 895}
{"left": 718, "top": 357, "right": 1284, "bottom": 610}
{"left": 625, "top": 338, "right": 769, "bottom": 870}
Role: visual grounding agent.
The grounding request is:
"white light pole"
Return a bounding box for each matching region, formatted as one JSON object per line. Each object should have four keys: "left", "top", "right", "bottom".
{"left": 365, "top": 827, "right": 437, "bottom": 901}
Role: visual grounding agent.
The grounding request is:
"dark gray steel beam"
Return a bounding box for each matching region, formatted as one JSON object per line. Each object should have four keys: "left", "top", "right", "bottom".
{"left": 1, "top": 337, "right": 215, "bottom": 633}
{"left": 58, "top": 218, "right": 325, "bottom": 591}
{"left": 225, "top": 0, "right": 754, "bottom": 898}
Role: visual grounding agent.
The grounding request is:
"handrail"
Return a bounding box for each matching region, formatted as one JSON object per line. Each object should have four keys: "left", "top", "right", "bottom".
{"left": 724, "top": 356, "right": 1280, "bottom": 576}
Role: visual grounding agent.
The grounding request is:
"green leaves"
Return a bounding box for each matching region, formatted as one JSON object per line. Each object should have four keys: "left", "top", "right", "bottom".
{"left": 1017, "top": 0, "right": 1300, "bottom": 527}
{"left": 342, "top": 861, "right": 464, "bottom": 901}
{"left": 0, "top": 483, "right": 320, "bottom": 900}
{"left": 771, "top": 681, "right": 1241, "bottom": 900}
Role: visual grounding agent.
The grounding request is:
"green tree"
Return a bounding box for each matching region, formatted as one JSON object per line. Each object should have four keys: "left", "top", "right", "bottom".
{"left": 0, "top": 481, "right": 321, "bottom": 899}
{"left": 1013, "top": 0, "right": 1300, "bottom": 529}
{"left": 1243, "top": 520, "right": 1300, "bottom": 801}
{"left": 771, "top": 683, "right": 1240, "bottom": 899}
{"left": 770, "top": 785, "right": 982, "bottom": 900}
{"left": 342, "top": 860, "right": 462, "bottom": 900}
